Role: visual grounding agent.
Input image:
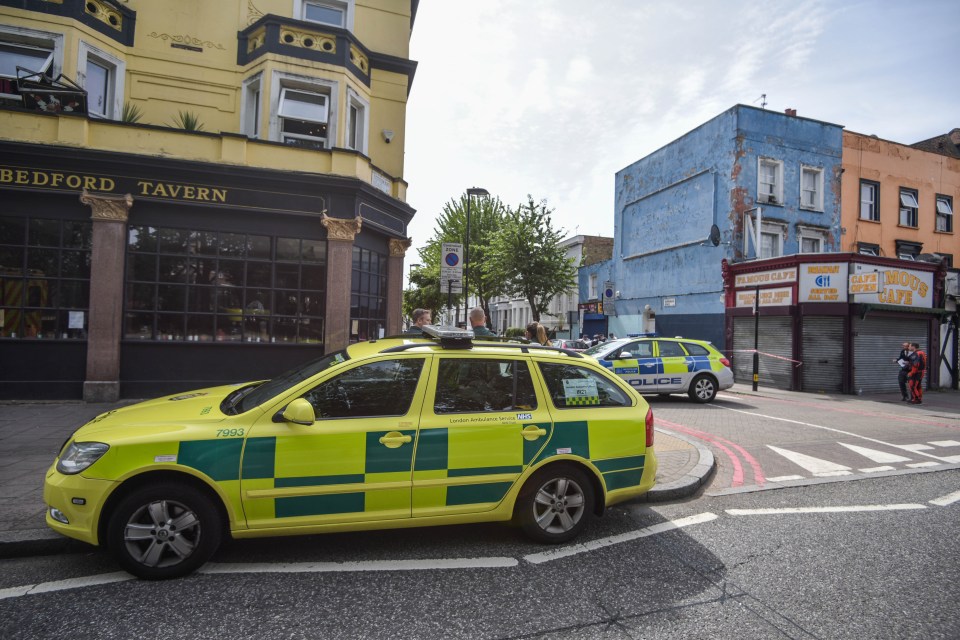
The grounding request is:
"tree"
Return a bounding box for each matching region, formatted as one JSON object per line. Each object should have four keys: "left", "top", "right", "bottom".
{"left": 411, "top": 192, "right": 508, "bottom": 326}
{"left": 487, "top": 196, "right": 577, "bottom": 322}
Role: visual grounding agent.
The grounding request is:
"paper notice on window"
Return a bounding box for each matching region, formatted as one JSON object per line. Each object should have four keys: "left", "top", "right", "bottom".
{"left": 562, "top": 378, "right": 600, "bottom": 406}
{"left": 68, "top": 311, "right": 84, "bottom": 329}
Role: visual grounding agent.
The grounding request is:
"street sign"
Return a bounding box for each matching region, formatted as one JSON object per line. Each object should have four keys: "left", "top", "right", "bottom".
{"left": 603, "top": 281, "right": 615, "bottom": 315}
{"left": 440, "top": 242, "right": 463, "bottom": 293}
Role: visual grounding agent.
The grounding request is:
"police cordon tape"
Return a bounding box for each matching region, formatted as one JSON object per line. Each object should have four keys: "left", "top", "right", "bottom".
{"left": 733, "top": 349, "right": 804, "bottom": 367}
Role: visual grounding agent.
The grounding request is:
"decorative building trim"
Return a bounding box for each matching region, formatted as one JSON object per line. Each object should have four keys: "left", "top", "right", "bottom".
{"left": 278, "top": 27, "right": 336, "bottom": 53}
{"left": 322, "top": 213, "right": 362, "bottom": 241}
{"left": 349, "top": 44, "right": 369, "bottom": 74}
{"left": 247, "top": 0, "right": 264, "bottom": 25}
{"left": 148, "top": 31, "right": 226, "bottom": 51}
{"left": 80, "top": 190, "right": 132, "bottom": 222}
{"left": 389, "top": 238, "right": 411, "bottom": 257}
{"left": 247, "top": 27, "right": 266, "bottom": 54}
{"left": 84, "top": 0, "right": 123, "bottom": 31}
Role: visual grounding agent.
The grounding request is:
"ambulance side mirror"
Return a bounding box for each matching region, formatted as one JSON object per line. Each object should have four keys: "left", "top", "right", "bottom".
{"left": 276, "top": 398, "right": 316, "bottom": 425}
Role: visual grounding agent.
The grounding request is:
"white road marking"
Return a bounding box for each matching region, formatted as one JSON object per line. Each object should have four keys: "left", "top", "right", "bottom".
{"left": 930, "top": 490, "right": 960, "bottom": 506}
{"left": 0, "top": 572, "right": 132, "bottom": 601}
{"left": 906, "top": 462, "right": 940, "bottom": 469}
{"left": 859, "top": 466, "right": 896, "bottom": 473}
{"left": 201, "top": 557, "right": 519, "bottom": 574}
{"left": 714, "top": 406, "right": 960, "bottom": 464}
{"left": 767, "top": 445, "right": 852, "bottom": 477}
{"left": 523, "top": 512, "right": 719, "bottom": 565}
{"left": 727, "top": 504, "right": 927, "bottom": 516}
{"left": 839, "top": 443, "right": 912, "bottom": 464}
{"left": 766, "top": 475, "right": 805, "bottom": 482}
{"left": 900, "top": 444, "right": 935, "bottom": 452}
{"left": 929, "top": 440, "right": 960, "bottom": 447}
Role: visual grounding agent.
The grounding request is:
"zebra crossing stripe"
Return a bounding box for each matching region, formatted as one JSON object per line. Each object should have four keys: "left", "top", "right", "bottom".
{"left": 930, "top": 490, "right": 960, "bottom": 506}
{"left": 859, "top": 466, "right": 896, "bottom": 473}
{"left": 929, "top": 440, "right": 960, "bottom": 447}
{"left": 767, "top": 445, "right": 851, "bottom": 476}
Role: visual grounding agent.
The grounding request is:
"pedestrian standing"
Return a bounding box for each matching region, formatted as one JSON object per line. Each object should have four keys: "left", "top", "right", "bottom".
{"left": 907, "top": 342, "right": 926, "bottom": 405}
{"left": 404, "top": 308, "right": 432, "bottom": 335}
{"left": 525, "top": 321, "right": 549, "bottom": 346}
{"left": 469, "top": 306, "right": 495, "bottom": 336}
{"left": 895, "top": 341, "right": 912, "bottom": 401}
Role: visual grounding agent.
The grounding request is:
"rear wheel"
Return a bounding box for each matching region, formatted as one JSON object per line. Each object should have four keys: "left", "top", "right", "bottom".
{"left": 688, "top": 374, "right": 718, "bottom": 403}
{"left": 106, "top": 482, "right": 222, "bottom": 580}
{"left": 517, "top": 465, "right": 594, "bottom": 543}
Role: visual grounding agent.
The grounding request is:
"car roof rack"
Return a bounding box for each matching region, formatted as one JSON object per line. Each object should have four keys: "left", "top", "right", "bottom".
{"left": 377, "top": 325, "right": 582, "bottom": 357}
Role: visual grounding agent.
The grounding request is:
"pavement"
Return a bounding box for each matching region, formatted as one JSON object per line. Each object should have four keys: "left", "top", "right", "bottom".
{"left": 2, "top": 382, "right": 958, "bottom": 558}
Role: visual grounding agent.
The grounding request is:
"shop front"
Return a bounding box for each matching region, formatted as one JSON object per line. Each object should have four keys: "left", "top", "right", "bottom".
{"left": 723, "top": 255, "right": 947, "bottom": 394}
{"left": 0, "top": 142, "right": 413, "bottom": 400}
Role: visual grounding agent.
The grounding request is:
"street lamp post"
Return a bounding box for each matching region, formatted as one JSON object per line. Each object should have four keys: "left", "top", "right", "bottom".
{"left": 463, "top": 187, "right": 489, "bottom": 324}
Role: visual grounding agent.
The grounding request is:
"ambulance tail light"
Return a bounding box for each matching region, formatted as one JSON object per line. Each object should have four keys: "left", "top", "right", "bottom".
{"left": 645, "top": 407, "right": 655, "bottom": 448}
{"left": 719, "top": 357, "right": 731, "bottom": 368}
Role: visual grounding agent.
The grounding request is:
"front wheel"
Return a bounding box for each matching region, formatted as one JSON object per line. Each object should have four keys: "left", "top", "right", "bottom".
{"left": 106, "top": 482, "right": 222, "bottom": 580}
{"left": 516, "top": 465, "right": 594, "bottom": 544}
{"left": 688, "top": 374, "right": 718, "bottom": 403}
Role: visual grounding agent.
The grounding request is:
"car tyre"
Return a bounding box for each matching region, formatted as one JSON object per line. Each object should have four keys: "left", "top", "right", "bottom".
{"left": 688, "top": 374, "right": 718, "bottom": 403}
{"left": 516, "top": 464, "right": 594, "bottom": 544}
{"left": 107, "top": 482, "right": 222, "bottom": 580}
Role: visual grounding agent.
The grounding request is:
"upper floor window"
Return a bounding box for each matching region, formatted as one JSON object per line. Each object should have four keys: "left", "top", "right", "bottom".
{"left": 899, "top": 189, "right": 919, "bottom": 228}
{"left": 0, "top": 41, "right": 53, "bottom": 79}
{"left": 78, "top": 43, "right": 124, "bottom": 120}
{"left": 936, "top": 195, "right": 953, "bottom": 233}
{"left": 858, "top": 242, "right": 879, "bottom": 257}
{"left": 895, "top": 240, "right": 922, "bottom": 261}
{"left": 241, "top": 74, "right": 262, "bottom": 138}
{"left": 759, "top": 222, "right": 785, "bottom": 258}
{"left": 799, "top": 165, "right": 824, "bottom": 211}
{"left": 0, "top": 27, "right": 62, "bottom": 98}
{"left": 588, "top": 273, "right": 598, "bottom": 300}
{"left": 798, "top": 227, "right": 826, "bottom": 254}
{"left": 345, "top": 88, "right": 368, "bottom": 153}
{"left": 297, "top": 0, "right": 354, "bottom": 30}
{"left": 757, "top": 158, "right": 783, "bottom": 205}
{"left": 934, "top": 253, "right": 953, "bottom": 268}
{"left": 279, "top": 87, "right": 329, "bottom": 149}
{"left": 859, "top": 180, "right": 879, "bottom": 221}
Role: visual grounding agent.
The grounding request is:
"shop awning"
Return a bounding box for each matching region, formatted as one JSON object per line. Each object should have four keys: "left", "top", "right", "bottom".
{"left": 858, "top": 303, "right": 955, "bottom": 320}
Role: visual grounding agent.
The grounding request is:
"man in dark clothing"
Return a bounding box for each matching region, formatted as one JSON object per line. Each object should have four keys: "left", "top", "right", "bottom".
{"left": 469, "top": 306, "right": 495, "bottom": 337}
{"left": 895, "top": 341, "right": 912, "bottom": 401}
{"left": 404, "top": 308, "right": 431, "bottom": 335}
{"left": 907, "top": 342, "right": 926, "bottom": 405}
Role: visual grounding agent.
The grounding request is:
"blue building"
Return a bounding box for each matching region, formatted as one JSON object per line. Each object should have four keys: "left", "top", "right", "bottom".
{"left": 585, "top": 105, "right": 844, "bottom": 347}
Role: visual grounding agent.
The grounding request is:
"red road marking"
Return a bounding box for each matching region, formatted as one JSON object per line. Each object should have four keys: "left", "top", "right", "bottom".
{"left": 658, "top": 418, "right": 766, "bottom": 488}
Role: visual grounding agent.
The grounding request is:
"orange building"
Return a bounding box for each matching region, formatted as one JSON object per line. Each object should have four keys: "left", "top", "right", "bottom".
{"left": 841, "top": 130, "right": 959, "bottom": 265}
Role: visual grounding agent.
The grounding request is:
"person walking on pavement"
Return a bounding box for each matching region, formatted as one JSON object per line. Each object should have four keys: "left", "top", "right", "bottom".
{"left": 469, "top": 306, "right": 495, "bottom": 336}
{"left": 404, "top": 308, "right": 431, "bottom": 335}
{"left": 895, "top": 341, "right": 913, "bottom": 401}
{"left": 525, "top": 321, "right": 550, "bottom": 346}
{"left": 907, "top": 342, "right": 926, "bottom": 404}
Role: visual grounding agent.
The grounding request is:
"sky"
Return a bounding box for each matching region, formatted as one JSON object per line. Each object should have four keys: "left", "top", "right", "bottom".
{"left": 403, "top": 0, "right": 959, "bottom": 269}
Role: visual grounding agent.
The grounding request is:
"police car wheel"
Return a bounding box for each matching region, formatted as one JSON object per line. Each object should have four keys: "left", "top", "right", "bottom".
{"left": 688, "top": 374, "right": 718, "bottom": 403}
{"left": 107, "top": 483, "right": 222, "bottom": 580}
{"left": 517, "top": 465, "right": 594, "bottom": 544}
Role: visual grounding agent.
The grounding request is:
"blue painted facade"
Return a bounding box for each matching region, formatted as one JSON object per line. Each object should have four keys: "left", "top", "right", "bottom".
{"left": 584, "top": 105, "right": 843, "bottom": 347}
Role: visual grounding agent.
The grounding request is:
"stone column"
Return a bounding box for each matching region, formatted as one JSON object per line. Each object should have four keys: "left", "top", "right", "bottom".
{"left": 387, "top": 238, "right": 411, "bottom": 336}
{"left": 322, "top": 213, "right": 362, "bottom": 352}
{"left": 79, "top": 190, "right": 133, "bottom": 402}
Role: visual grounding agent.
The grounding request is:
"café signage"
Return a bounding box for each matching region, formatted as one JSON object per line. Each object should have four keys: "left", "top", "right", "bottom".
{"left": 798, "top": 263, "right": 848, "bottom": 303}
{"left": 851, "top": 263, "right": 932, "bottom": 307}
{"left": 735, "top": 286, "right": 793, "bottom": 308}
{"left": 734, "top": 268, "right": 797, "bottom": 288}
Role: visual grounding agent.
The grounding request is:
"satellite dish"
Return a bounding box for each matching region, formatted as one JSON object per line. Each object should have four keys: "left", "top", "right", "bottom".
{"left": 708, "top": 224, "right": 721, "bottom": 247}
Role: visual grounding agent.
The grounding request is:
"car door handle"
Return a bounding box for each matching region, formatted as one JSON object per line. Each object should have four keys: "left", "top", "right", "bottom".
{"left": 521, "top": 425, "right": 547, "bottom": 441}
{"left": 379, "top": 431, "right": 412, "bottom": 448}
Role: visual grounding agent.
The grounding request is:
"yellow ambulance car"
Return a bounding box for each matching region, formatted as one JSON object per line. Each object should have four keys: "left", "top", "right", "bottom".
{"left": 44, "top": 327, "right": 657, "bottom": 579}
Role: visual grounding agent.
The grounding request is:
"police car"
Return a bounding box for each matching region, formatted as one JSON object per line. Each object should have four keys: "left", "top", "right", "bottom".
{"left": 584, "top": 335, "right": 734, "bottom": 403}
{"left": 45, "top": 326, "right": 657, "bottom": 579}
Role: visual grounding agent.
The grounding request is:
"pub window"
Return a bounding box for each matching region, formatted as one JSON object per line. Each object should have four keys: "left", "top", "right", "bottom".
{"left": 0, "top": 26, "right": 63, "bottom": 99}
{"left": 349, "top": 245, "right": 386, "bottom": 341}
{"left": 78, "top": 42, "right": 124, "bottom": 120}
{"left": 279, "top": 87, "right": 329, "bottom": 150}
{"left": 0, "top": 215, "right": 92, "bottom": 340}
{"left": 345, "top": 87, "right": 368, "bottom": 153}
{"left": 298, "top": 0, "right": 354, "bottom": 30}
{"left": 124, "top": 225, "right": 326, "bottom": 344}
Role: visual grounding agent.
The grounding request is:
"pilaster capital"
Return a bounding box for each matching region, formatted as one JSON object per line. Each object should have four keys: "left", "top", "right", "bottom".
{"left": 321, "top": 213, "right": 362, "bottom": 242}
{"left": 80, "top": 190, "right": 133, "bottom": 222}
{"left": 389, "top": 237, "right": 412, "bottom": 257}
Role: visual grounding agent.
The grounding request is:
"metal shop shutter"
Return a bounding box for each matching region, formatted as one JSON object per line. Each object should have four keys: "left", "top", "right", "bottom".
{"left": 733, "top": 316, "right": 794, "bottom": 390}
{"left": 801, "top": 316, "right": 845, "bottom": 393}
{"left": 853, "top": 316, "right": 927, "bottom": 395}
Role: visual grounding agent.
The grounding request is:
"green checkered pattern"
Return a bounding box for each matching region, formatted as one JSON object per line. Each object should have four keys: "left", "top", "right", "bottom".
{"left": 566, "top": 396, "right": 600, "bottom": 406}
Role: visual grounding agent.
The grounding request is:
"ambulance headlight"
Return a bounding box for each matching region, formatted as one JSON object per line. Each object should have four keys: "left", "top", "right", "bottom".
{"left": 57, "top": 442, "right": 109, "bottom": 475}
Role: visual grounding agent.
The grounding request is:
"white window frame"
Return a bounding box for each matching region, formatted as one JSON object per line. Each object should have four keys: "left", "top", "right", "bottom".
{"left": 797, "top": 226, "right": 826, "bottom": 254}
{"left": 858, "top": 245, "right": 879, "bottom": 256}
{"left": 295, "top": 0, "right": 354, "bottom": 30}
{"left": 345, "top": 86, "right": 368, "bottom": 154}
{"left": 757, "top": 158, "right": 783, "bottom": 205}
{"left": 899, "top": 189, "right": 919, "bottom": 228}
{"left": 588, "top": 274, "right": 598, "bottom": 300}
{"left": 799, "top": 165, "right": 824, "bottom": 211}
{"left": 77, "top": 42, "right": 124, "bottom": 120}
{"left": 269, "top": 71, "right": 338, "bottom": 150}
{"left": 936, "top": 195, "right": 953, "bottom": 232}
{"left": 859, "top": 180, "right": 879, "bottom": 221}
{"left": 241, "top": 73, "right": 262, "bottom": 138}
{"left": 0, "top": 25, "right": 64, "bottom": 98}
{"left": 759, "top": 221, "right": 786, "bottom": 259}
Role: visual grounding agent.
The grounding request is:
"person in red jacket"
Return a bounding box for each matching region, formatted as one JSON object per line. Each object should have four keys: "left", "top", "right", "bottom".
{"left": 907, "top": 342, "right": 926, "bottom": 405}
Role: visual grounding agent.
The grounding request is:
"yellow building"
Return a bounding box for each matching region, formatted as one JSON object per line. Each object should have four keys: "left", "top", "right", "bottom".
{"left": 0, "top": 0, "right": 419, "bottom": 400}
